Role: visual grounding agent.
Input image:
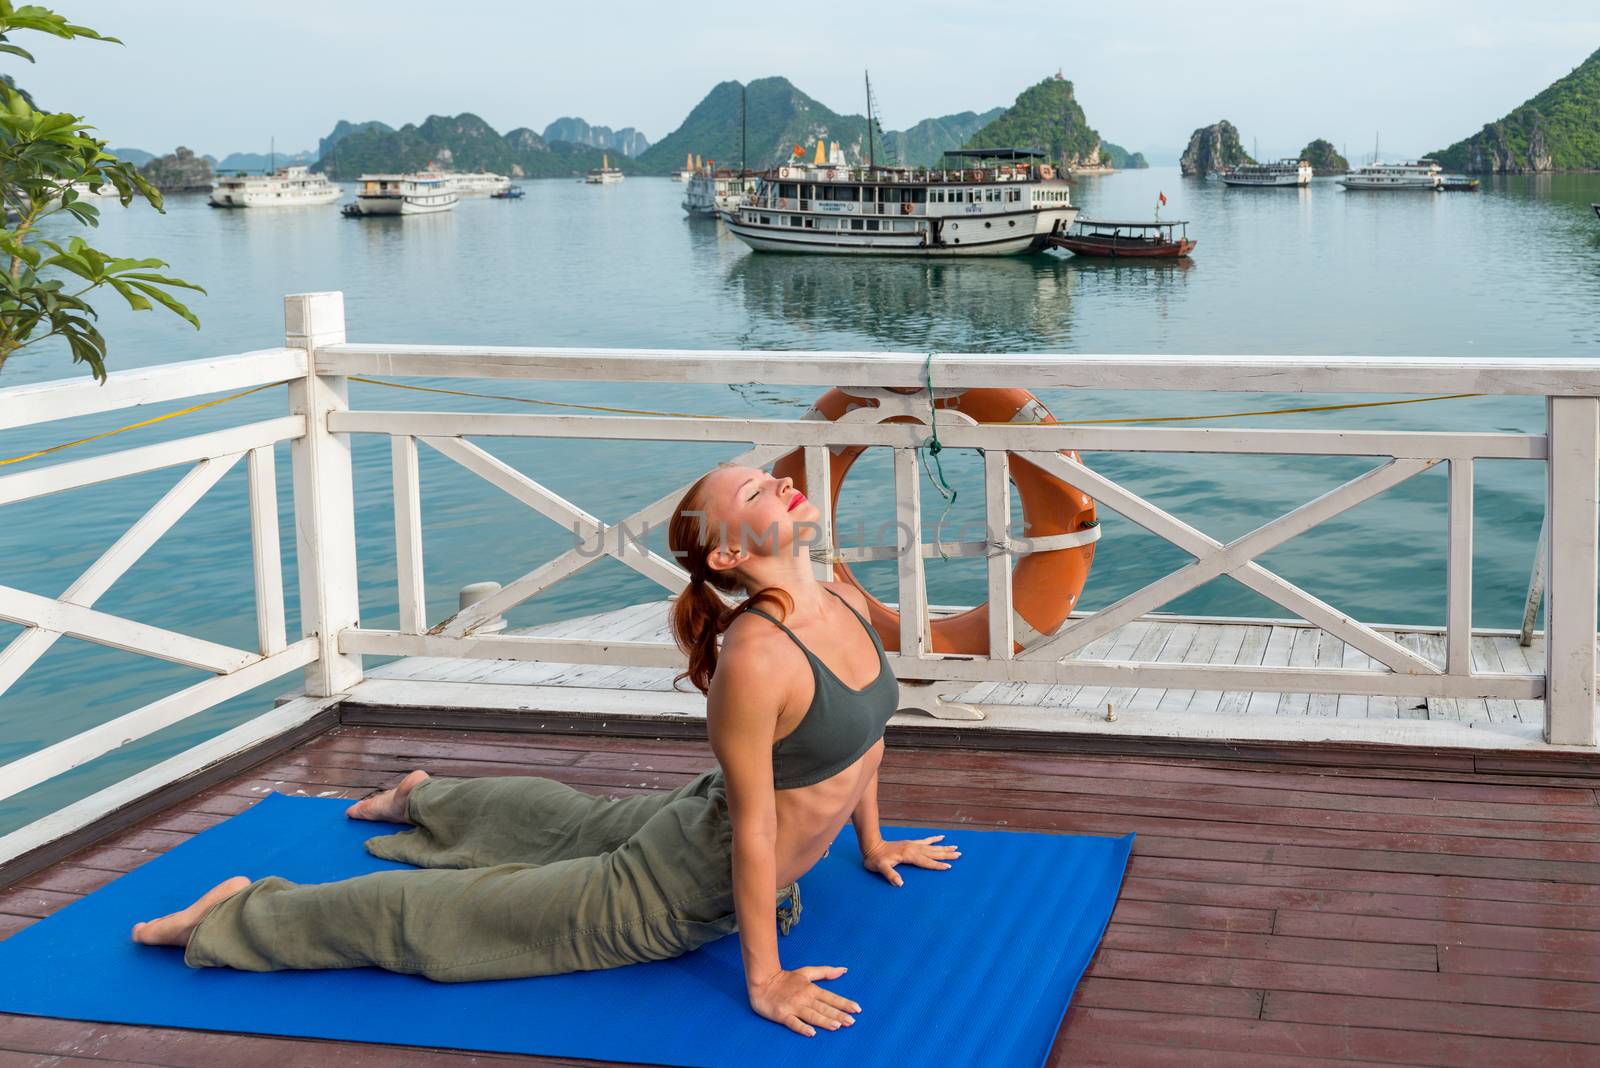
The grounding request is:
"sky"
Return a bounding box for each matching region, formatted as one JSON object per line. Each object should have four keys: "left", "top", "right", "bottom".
{"left": 15, "top": 1, "right": 1600, "bottom": 163}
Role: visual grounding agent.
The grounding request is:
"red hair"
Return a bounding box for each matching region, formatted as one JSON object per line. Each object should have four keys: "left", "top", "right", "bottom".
{"left": 668, "top": 467, "right": 794, "bottom": 694}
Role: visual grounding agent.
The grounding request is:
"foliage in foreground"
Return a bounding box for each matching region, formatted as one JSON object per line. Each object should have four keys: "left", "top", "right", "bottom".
{"left": 0, "top": 1, "right": 203, "bottom": 383}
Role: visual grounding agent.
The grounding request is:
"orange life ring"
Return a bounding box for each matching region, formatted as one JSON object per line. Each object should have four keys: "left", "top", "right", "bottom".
{"left": 778, "top": 197, "right": 789, "bottom": 208}
{"left": 1039, "top": 164, "right": 1055, "bottom": 181}
{"left": 901, "top": 201, "right": 913, "bottom": 215}
{"left": 771, "top": 387, "right": 1098, "bottom": 655}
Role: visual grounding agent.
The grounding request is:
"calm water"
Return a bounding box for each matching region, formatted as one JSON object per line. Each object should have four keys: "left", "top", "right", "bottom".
{"left": 3, "top": 169, "right": 1599, "bottom": 833}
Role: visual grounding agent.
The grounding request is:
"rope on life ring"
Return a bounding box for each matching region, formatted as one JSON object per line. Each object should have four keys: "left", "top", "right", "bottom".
{"left": 825, "top": 168, "right": 837, "bottom": 180}
{"left": 770, "top": 386, "right": 1100, "bottom": 656}
{"left": 901, "top": 202, "right": 913, "bottom": 215}
{"left": 778, "top": 197, "right": 788, "bottom": 208}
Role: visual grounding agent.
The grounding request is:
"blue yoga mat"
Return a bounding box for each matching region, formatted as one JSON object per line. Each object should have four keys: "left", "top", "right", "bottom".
{"left": 0, "top": 790, "right": 1132, "bottom": 1067}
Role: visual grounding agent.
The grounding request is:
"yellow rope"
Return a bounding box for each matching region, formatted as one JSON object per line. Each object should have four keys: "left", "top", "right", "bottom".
{"left": 0, "top": 382, "right": 286, "bottom": 467}
{"left": 0, "top": 372, "right": 1483, "bottom": 468}
{"left": 1024, "top": 392, "right": 1482, "bottom": 426}
{"left": 346, "top": 376, "right": 733, "bottom": 419}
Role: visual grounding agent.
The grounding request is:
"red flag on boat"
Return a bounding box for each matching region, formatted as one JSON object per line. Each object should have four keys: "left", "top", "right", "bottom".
{"left": 792, "top": 144, "right": 805, "bottom": 158}
{"left": 1158, "top": 191, "right": 1167, "bottom": 205}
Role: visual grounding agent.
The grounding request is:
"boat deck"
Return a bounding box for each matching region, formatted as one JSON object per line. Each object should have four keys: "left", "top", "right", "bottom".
{"left": 2, "top": 604, "right": 1597, "bottom": 1066}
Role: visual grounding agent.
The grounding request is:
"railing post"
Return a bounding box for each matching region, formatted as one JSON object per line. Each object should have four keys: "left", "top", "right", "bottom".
{"left": 285, "top": 292, "right": 364, "bottom": 697}
{"left": 1543, "top": 396, "right": 1599, "bottom": 745}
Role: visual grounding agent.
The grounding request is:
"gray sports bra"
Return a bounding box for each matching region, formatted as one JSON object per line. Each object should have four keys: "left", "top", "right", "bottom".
{"left": 746, "top": 589, "right": 899, "bottom": 790}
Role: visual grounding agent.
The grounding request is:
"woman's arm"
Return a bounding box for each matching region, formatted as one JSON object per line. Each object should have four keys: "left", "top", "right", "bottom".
{"left": 850, "top": 765, "right": 885, "bottom": 859}
{"left": 708, "top": 625, "right": 860, "bottom": 1037}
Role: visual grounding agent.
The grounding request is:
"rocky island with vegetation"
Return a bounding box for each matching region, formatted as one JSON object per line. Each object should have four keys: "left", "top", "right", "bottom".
{"left": 1433, "top": 46, "right": 1600, "bottom": 172}
{"left": 1298, "top": 138, "right": 1349, "bottom": 175}
{"left": 139, "top": 147, "right": 214, "bottom": 193}
{"left": 965, "top": 73, "right": 1108, "bottom": 171}
{"left": 1180, "top": 121, "right": 1252, "bottom": 176}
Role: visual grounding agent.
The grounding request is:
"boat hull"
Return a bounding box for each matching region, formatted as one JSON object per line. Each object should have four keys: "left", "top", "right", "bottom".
{"left": 1046, "top": 234, "right": 1196, "bottom": 259}
{"left": 725, "top": 207, "right": 1077, "bottom": 257}
{"left": 353, "top": 194, "right": 458, "bottom": 215}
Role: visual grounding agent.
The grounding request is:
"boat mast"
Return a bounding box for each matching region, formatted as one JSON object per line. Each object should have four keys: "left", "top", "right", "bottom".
{"left": 741, "top": 85, "right": 747, "bottom": 175}
{"left": 865, "top": 70, "right": 875, "bottom": 171}
{"left": 270, "top": 136, "right": 275, "bottom": 174}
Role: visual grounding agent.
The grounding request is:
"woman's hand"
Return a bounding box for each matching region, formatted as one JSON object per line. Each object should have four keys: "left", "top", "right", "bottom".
{"left": 861, "top": 835, "right": 960, "bottom": 887}
{"left": 747, "top": 965, "right": 861, "bottom": 1037}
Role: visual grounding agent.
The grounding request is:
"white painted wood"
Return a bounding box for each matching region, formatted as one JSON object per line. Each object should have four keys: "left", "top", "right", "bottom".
{"left": 438, "top": 443, "right": 793, "bottom": 638}
{"left": 0, "top": 454, "right": 240, "bottom": 698}
{"left": 0, "top": 583, "right": 258, "bottom": 673}
{"left": 285, "top": 292, "right": 364, "bottom": 697}
{"left": 1521, "top": 509, "right": 1547, "bottom": 647}
{"left": 1022, "top": 451, "right": 1439, "bottom": 676}
{"left": 0, "top": 637, "right": 317, "bottom": 804}
{"left": 893, "top": 447, "right": 927, "bottom": 659}
{"left": 1447, "top": 458, "right": 1474, "bottom": 675}
{"left": 345, "top": 674, "right": 1568, "bottom": 750}
{"left": 421, "top": 436, "right": 687, "bottom": 603}
{"left": 247, "top": 446, "right": 287, "bottom": 655}
{"left": 0, "top": 693, "right": 339, "bottom": 868}
{"left": 833, "top": 529, "right": 1097, "bottom": 564}
{"left": 390, "top": 435, "right": 426, "bottom": 633}
{"left": 0, "top": 417, "right": 302, "bottom": 508}
{"left": 1543, "top": 396, "right": 1600, "bottom": 745}
{"left": 0, "top": 348, "right": 304, "bottom": 432}
{"left": 343, "top": 628, "right": 685, "bottom": 668}
{"left": 1024, "top": 457, "right": 1434, "bottom": 661}
{"left": 331, "top": 409, "right": 1545, "bottom": 461}
{"left": 318, "top": 343, "right": 1600, "bottom": 397}
{"left": 984, "top": 450, "right": 1014, "bottom": 659}
{"left": 803, "top": 445, "right": 833, "bottom": 582}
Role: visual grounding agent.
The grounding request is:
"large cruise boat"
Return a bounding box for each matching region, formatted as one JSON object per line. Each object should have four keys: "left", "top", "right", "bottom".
{"left": 725, "top": 147, "right": 1078, "bottom": 256}
{"left": 347, "top": 173, "right": 459, "bottom": 215}
{"left": 585, "top": 153, "right": 624, "bottom": 184}
{"left": 682, "top": 167, "right": 761, "bottom": 218}
{"left": 433, "top": 169, "right": 511, "bottom": 197}
{"left": 208, "top": 164, "right": 341, "bottom": 208}
{"left": 1219, "top": 158, "right": 1312, "bottom": 187}
{"left": 1339, "top": 159, "right": 1443, "bottom": 191}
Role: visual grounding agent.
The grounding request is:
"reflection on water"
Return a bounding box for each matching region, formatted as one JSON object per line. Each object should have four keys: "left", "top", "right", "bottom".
{"left": 728, "top": 254, "right": 1079, "bottom": 350}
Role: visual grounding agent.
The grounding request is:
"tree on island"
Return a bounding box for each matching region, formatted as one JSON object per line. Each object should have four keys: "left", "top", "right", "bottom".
{"left": 1298, "top": 139, "right": 1349, "bottom": 176}
{"left": 0, "top": 2, "right": 202, "bottom": 382}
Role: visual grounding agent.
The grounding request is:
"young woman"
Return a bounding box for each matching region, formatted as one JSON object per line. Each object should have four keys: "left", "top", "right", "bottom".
{"left": 130, "top": 462, "right": 959, "bottom": 1037}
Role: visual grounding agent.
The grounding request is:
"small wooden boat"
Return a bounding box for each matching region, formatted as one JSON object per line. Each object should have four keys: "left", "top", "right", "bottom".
{"left": 491, "top": 185, "right": 525, "bottom": 200}
{"left": 1440, "top": 174, "right": 1480, "bottom": 191}
{"left": 1046, "top": 218, "right": 1195, "bottom": 258}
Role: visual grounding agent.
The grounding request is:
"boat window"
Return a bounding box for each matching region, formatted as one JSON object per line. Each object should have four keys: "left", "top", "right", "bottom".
{"left": 804, "top": 217, "right": 815, "bottom": 229}
{"left": 851, "top": 218, "right": 864, "bottom": 230}
{"left": 760, "top": 215, "right": 771, "bottom": 224}
{"left": 788, "top": 216, "right": 801, "bottom": 227}
{"left": 866, "top": 219, "right": 879, "bottom": 231}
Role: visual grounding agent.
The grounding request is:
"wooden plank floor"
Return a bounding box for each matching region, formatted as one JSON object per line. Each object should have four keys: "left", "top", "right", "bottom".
{"left": 365, "top": 601, "right": 1562, "bottom": 739}
{"left": 3, "top": 723, "right": 1599, "bottom": 1066}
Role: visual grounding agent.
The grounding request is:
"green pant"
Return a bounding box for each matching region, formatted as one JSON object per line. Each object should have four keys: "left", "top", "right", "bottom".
{"left": 185, "top": 767, "right": 802, "bottom": 982}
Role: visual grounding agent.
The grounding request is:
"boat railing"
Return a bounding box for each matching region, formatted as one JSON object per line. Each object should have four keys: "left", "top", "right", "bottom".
{"left": 4, "top": 290, "right": 1600, "bottom": 871}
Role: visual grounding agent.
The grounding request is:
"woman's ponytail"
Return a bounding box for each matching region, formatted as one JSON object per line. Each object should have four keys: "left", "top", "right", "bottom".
{"left": 668, "top": 469, "right": 793, "bottom": 693}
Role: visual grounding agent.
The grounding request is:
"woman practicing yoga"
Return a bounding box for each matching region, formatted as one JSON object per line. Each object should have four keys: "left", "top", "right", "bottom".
{"left": 130, "top": 462, "right": 960, "bottom": 1036}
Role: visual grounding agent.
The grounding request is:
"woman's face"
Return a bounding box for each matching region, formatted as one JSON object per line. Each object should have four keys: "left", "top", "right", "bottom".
{"left": 698, "top": 464, "right": 820, "bottom": 564}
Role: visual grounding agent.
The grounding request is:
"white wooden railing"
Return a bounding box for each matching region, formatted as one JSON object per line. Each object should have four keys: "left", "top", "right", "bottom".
{"left": 2, "top": 289, "right": 1598, "bottom": 870}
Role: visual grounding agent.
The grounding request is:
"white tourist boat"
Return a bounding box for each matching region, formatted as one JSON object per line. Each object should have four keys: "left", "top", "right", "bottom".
{"left": 433, "top": 170, "right": 511, "bottom": 197}
{"left": 208, "top": 165, "right": 341, "bottom": 208}
{"left": 682, "top": 168, "right": 761, "bottom": 218}
{"left": 348, "top": 173, "right": 459, "bottom": 215}
{"left": 1339, "top": 159, "right": 1443, "bottom": 191}
{"left": 725, "top": 147, "right": 1078, "bottom": 256}
{"left": 585, "top": 153, "right": 624, "bottom": 184}
{"left": 1219, "top": 158, "right": 1312, "bottom": 187}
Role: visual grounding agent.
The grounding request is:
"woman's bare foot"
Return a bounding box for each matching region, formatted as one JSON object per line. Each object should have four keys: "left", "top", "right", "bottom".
{"left": 345, "top": 769, "right": 429, "bottom": 823}
{"left": 130, "top": 875, "right": 251, "bottom": 947}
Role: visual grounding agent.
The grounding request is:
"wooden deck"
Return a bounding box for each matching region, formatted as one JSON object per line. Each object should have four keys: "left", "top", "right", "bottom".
{"left": 2, "top": 718, "right": 1598, "bottom": 1067}
{"left": 355, "top": 601, "right": 1568, "bottom": 748}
